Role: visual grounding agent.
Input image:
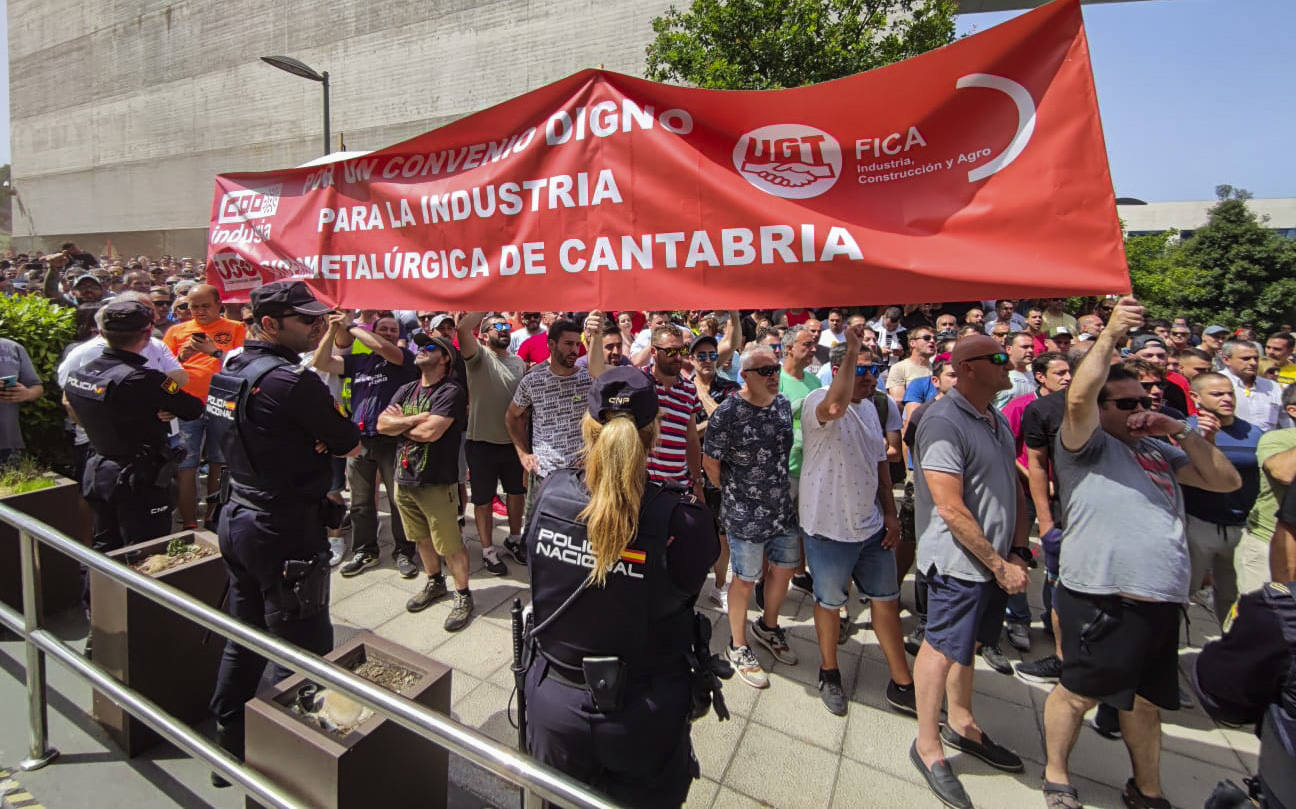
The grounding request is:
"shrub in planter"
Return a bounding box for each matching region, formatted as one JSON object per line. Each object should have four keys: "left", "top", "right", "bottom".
{"left": 0, "top": 464, "right": 92, "bottom": 615}
{"left": 0, "top": 293, "right": 75, "bottom": 468}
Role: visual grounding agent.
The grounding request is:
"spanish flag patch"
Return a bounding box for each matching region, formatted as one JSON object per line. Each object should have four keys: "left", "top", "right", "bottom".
{"left": 619, "top": 549, "right": 646, "bottom": 565}
{"left": 161, "top": 378, "right": 180, "bottom": 394}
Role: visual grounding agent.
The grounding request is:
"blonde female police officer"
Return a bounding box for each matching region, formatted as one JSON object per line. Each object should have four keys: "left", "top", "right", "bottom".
{"left": 523, "top": 365, "right": 720, "bottom": 807}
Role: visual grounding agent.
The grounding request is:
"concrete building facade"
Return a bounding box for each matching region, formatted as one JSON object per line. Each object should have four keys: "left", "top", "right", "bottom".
{"left": 7, "top": 0, "right": 1149, "bottom": 257}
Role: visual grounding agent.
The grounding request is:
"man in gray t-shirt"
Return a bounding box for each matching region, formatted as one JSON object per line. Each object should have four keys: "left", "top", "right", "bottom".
{"left": 0, "top": 337, "right": 44, "bottom": 461}
{"left": 1041, "top": 296, "right": 1241, "bottom": 809}
{"left": 910, "top": 335, "right": 1030, "bottom": 809}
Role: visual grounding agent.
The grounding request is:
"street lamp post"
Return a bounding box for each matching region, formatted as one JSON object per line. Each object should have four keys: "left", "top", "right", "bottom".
{"left": 260, "top": 55, "right": 331, "bottom": 156}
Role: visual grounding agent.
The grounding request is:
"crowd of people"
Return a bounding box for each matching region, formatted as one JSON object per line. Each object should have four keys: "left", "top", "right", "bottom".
{"left": 3, "top": 246, "right": 1296, "bottom": 809}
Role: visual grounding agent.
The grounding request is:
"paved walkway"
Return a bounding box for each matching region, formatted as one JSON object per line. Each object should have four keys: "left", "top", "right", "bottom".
{"left": 0, "top": 500, "right": 1262, "bottom": 809}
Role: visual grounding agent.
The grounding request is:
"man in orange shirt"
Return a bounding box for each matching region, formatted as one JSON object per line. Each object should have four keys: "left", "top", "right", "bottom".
{"left": 163, "top": 284, "right": 246, "bottom": 527}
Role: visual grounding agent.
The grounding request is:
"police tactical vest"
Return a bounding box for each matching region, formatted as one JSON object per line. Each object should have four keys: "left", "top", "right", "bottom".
{"left": 208, "top": 350, "right": 324, "bottom": 502}
{"left": 66, "top": 359, "right": 153, "bottom": 458}
{"left": 1261, "top": 583, "right": 1296, "bottom": 809}
{"left": 526, "top": 469, "right": 694, "bottom": 677}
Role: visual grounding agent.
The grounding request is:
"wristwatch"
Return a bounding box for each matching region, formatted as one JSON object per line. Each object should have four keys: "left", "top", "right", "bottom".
{"left": 1171, "top": 420, "right": 1191, "bottom": 441}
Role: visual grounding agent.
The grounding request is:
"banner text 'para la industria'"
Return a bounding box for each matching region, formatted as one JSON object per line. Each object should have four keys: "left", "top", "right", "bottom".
{"left": 205, "top": 0, "right": 1128, "bottom": 310}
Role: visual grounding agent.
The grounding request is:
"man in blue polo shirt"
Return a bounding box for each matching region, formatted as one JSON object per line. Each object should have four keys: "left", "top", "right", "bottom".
{"left": 1183, "top": 372, "right": 1264, "bottom": 624}
{"left": 311, "top": 312, "right": 420, "bottom": 578}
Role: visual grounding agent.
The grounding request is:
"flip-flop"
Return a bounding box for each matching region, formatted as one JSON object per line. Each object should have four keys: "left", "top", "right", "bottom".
{"left": 1044, "top": 780, "right": 1082, "bottom": 809}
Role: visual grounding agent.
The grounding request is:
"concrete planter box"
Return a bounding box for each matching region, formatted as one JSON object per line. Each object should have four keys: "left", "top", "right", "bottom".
{"left": 0, "top": 475, "right": 93, "bottom": 616}
{"left": 90, "top": 530, "right": 227, "bottom": 756}
{"left": 244, "top": 631, "right": 452, "bottom": 809}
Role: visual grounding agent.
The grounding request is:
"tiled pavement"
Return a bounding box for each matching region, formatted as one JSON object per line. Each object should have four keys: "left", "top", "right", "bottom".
{"left": 0, "top": 498, "right": 1260, "bottom": 809}
{"left": 331, "top": 503, "right": 1260, "bottom": 809}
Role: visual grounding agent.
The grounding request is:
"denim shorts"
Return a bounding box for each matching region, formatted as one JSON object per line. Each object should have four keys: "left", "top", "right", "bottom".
{"left": 728, "top": 531, "right": 801, "bottom": 582}
{"left": 804, "top": 528, "right": 898, "bottom": 609}
{"left": 177, "top": 414, "right": 225, "bottom": 470}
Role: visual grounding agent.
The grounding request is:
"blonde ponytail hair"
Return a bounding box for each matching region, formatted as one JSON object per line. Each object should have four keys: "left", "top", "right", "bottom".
{"left": 578, "top": 412, "right": 658, "bottom": 586}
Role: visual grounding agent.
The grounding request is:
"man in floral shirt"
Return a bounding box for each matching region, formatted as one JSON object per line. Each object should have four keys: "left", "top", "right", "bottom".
{"left": 703, "top": 345, "right": 799, "bottom": 689}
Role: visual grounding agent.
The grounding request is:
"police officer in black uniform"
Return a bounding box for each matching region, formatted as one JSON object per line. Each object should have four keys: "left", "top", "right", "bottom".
{"left": 64, "top": 298, "right": 204, "bottom": 563}
{"left": 522, "top": 366, "right": 720, "bottom": 808}
{"left": 206, "top": 281, "right": 360, "bottom": 780}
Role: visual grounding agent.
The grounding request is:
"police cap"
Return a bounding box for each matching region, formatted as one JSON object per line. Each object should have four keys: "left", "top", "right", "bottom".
{"left": 98, "top": 299, "right": 155, "bottom": 334}
{"left": 588, "top": 366, "right": 658, "bottom": 429}
{"left": 251, "top": 280, "right": 333, "bottom": 318}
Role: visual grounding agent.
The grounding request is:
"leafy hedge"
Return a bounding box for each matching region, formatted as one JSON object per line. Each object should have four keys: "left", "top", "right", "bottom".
{"left": 0, "top": 295, "right": 75, "bottom": 468}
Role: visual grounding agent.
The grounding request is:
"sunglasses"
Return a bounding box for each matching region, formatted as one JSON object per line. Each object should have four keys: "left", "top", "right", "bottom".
{"left": 767, "top": 343, "right": 783, "bottom": 356}
{"left": 966, "top": 352, "right": 1010, "bottom": 365}
{"left": 1102, "top": 396, "right": 1153, "bottom": 411}
{"left": 522, "top": 312, "right": 540, "bottom": 319}
{"left": 1171, "top": 331, "right": 1191, "bottom": 337}
{"left": 1140, "top": 381, "right": 1165, "bottom": 392}
{"left": 489, "top": 323, "right": 511, "bottom": 332}
{"left": 417, "top": 343, "right": 443, "bottom": 354}
{"left": 285, "top": 313, "right": 324, "bottom": 325}
{"left": 744, "top": 364, "right": 781, "bottom": 377}
{"left": 653, "top": 345, "right": 687, "bottom": 358}
{"left": 174, "top": 302, "right": 190, "bottom": 310}
{"left": 856, "top": 364, "right": 885, "bottom": 378}
{"left": 693, "top": 351, "right": 719, "bottom": 361}
{"left": 913, "top": 334, "right": 936, "bottom": 341}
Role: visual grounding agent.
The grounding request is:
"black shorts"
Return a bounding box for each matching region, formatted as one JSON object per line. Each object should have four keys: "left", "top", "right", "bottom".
{"left": 464, "top": 440, "right": 525, "bottom": 505}
{"left": 1056, "top": 586, "right": 1181, "bottom": 712}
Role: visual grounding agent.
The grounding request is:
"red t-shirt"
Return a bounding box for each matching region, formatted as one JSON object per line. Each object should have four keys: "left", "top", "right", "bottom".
{"left": 517, "top": 331, "right": 586, "bottom": 365}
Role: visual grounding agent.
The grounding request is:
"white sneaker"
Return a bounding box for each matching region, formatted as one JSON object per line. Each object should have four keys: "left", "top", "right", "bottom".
{"left": 707, "top": 581, "right": 729, "bottom": 612}
{"left": 328, "top": 537, "right": 346, "bottom": 567}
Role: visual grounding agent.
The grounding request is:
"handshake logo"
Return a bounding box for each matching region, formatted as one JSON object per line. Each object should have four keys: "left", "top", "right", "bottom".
{"left": 733, "top": 124, "right": 842, "bottom": 199}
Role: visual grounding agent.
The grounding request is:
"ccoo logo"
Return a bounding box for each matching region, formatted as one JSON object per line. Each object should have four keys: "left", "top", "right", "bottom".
{"left": 733, "top": 124, "right": 842, "bottom": 199}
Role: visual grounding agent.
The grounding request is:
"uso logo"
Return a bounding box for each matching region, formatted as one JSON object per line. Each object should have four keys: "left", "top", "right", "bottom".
{"left": 209, "top": 251, "right": 263, "bottom": 293}
{"left": 732, "top": 124, "right": 842, "bottom": 199}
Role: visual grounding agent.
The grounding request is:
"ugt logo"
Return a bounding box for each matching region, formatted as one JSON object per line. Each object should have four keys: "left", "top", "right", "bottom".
{"left": 733, "top": 124, "right": 842, "bottom": 199}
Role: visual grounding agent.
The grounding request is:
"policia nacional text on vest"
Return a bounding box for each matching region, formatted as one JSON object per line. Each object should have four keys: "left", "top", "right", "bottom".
{"left": 513, "top": 469, "right": 728, "bottom": 807}
{"left": 65, "top": 347, "right": 203, "bottom": 551}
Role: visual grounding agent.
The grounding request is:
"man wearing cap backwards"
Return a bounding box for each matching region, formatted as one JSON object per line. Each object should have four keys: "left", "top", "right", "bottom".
{"left": 63, "top": 299, "right": 204, "bottom": 594}
{"left": 312, "top": 310, "right": 421, "bottom": 578}
{"left": 208, "top": 281, "right": 361, "bottom": 782}
{"left": 377, "top": 331, "right": 472, "bottom": 629}
{"left": 521, "top": 365, "right": 719, "bottom": 809}
{"left": 1041, "top": 296, "right": 1240, "bottom": 809}
{"left": 909, "top": 333, "right": 1030, "bottom": 809}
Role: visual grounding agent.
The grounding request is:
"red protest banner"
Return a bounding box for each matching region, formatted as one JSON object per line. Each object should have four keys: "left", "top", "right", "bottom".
{"left": 205, "top": 0, "right": 1127, "bottom": 310}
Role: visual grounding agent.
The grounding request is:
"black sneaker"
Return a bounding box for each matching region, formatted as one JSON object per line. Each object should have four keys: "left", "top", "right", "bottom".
{"left": 979, "top": 644, "right": 1013, "bottom": 675}
{"left": 886, "top": 680, "right": 917, "bottom": 717}
{"left": 791, "top": 571, "right": 814, "bottom": 594}
{"left": 339, "top": 551, "right": 379, "bottom": 578}
{"left": 819, "top": 669, "right": 847, "bottom": 716}
{"left": 1006, "top": 620, "right": 1031, "bottom": 652}
{"left": 1015, "top": 654, "right": 1063, "bottom": 684}
{"left": 395, "top": 554, "right": 420, "bottom": 579}
{"left": 503, "top": 535, "right": 527, "bottom": 566}
{"left": 904, "top": 623, "right": 926, "bottom": 655}
{"left": 481, "top": 548, "right": 508, "bottom": 576}
{"left": 406, "top": 576, "right": 448, "bottom": 612}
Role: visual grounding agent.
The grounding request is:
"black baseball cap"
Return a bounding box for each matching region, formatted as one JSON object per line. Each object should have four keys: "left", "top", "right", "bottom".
{"left": 689, "top": 334, "right": 718, "bottom": 353}
{"left": 1130, "top": 334, "right": 1167, "bottom": 353}
{"left": 98, "top": 299, "right": 155, "bottom": 334}
{"left": 410, "top": 330, "right": 460, "bottom": 362}
{"left": 588, "top": 366, "right": 658, "bottom": 429}
{"left": 73, "top": 274, "right": 102, "bottom": 288}
{"left": 250, "top": 280, "right": 333, "bottom": 318}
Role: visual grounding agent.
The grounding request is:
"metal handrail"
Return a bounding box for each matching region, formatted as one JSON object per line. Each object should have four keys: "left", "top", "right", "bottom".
{"left": 0, "top": 501, "right": 618, "bottom": 809}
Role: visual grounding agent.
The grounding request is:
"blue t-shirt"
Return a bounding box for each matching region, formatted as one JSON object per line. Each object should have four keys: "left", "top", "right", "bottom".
{"left": 1183, "top": 415, "right": 1263, "bottom": 525}
{"left": 344, "top": 350, "right": 418, "bottom": 436}
{"left": 903, "top": 375, "right": 939, "bottom": 406}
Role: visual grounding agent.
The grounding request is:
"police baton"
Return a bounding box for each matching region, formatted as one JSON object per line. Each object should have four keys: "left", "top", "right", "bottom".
{"left": 510, "top": 597, "right": 528, "bottom": 756}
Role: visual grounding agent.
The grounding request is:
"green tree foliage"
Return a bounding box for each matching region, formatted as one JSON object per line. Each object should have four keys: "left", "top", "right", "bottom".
{"left": 0, "top": 294, "right": 75, "bottom": 467}
{"left": 1127, "top": 188, "right": 1296, "bottom": 334}
{"left": 645, "top": 0, "right": 957, "bottom": 89}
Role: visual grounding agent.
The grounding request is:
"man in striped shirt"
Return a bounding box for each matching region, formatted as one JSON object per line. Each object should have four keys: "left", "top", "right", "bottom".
{"left": 644, "top": 325, "right": 705, "bottom": 499}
